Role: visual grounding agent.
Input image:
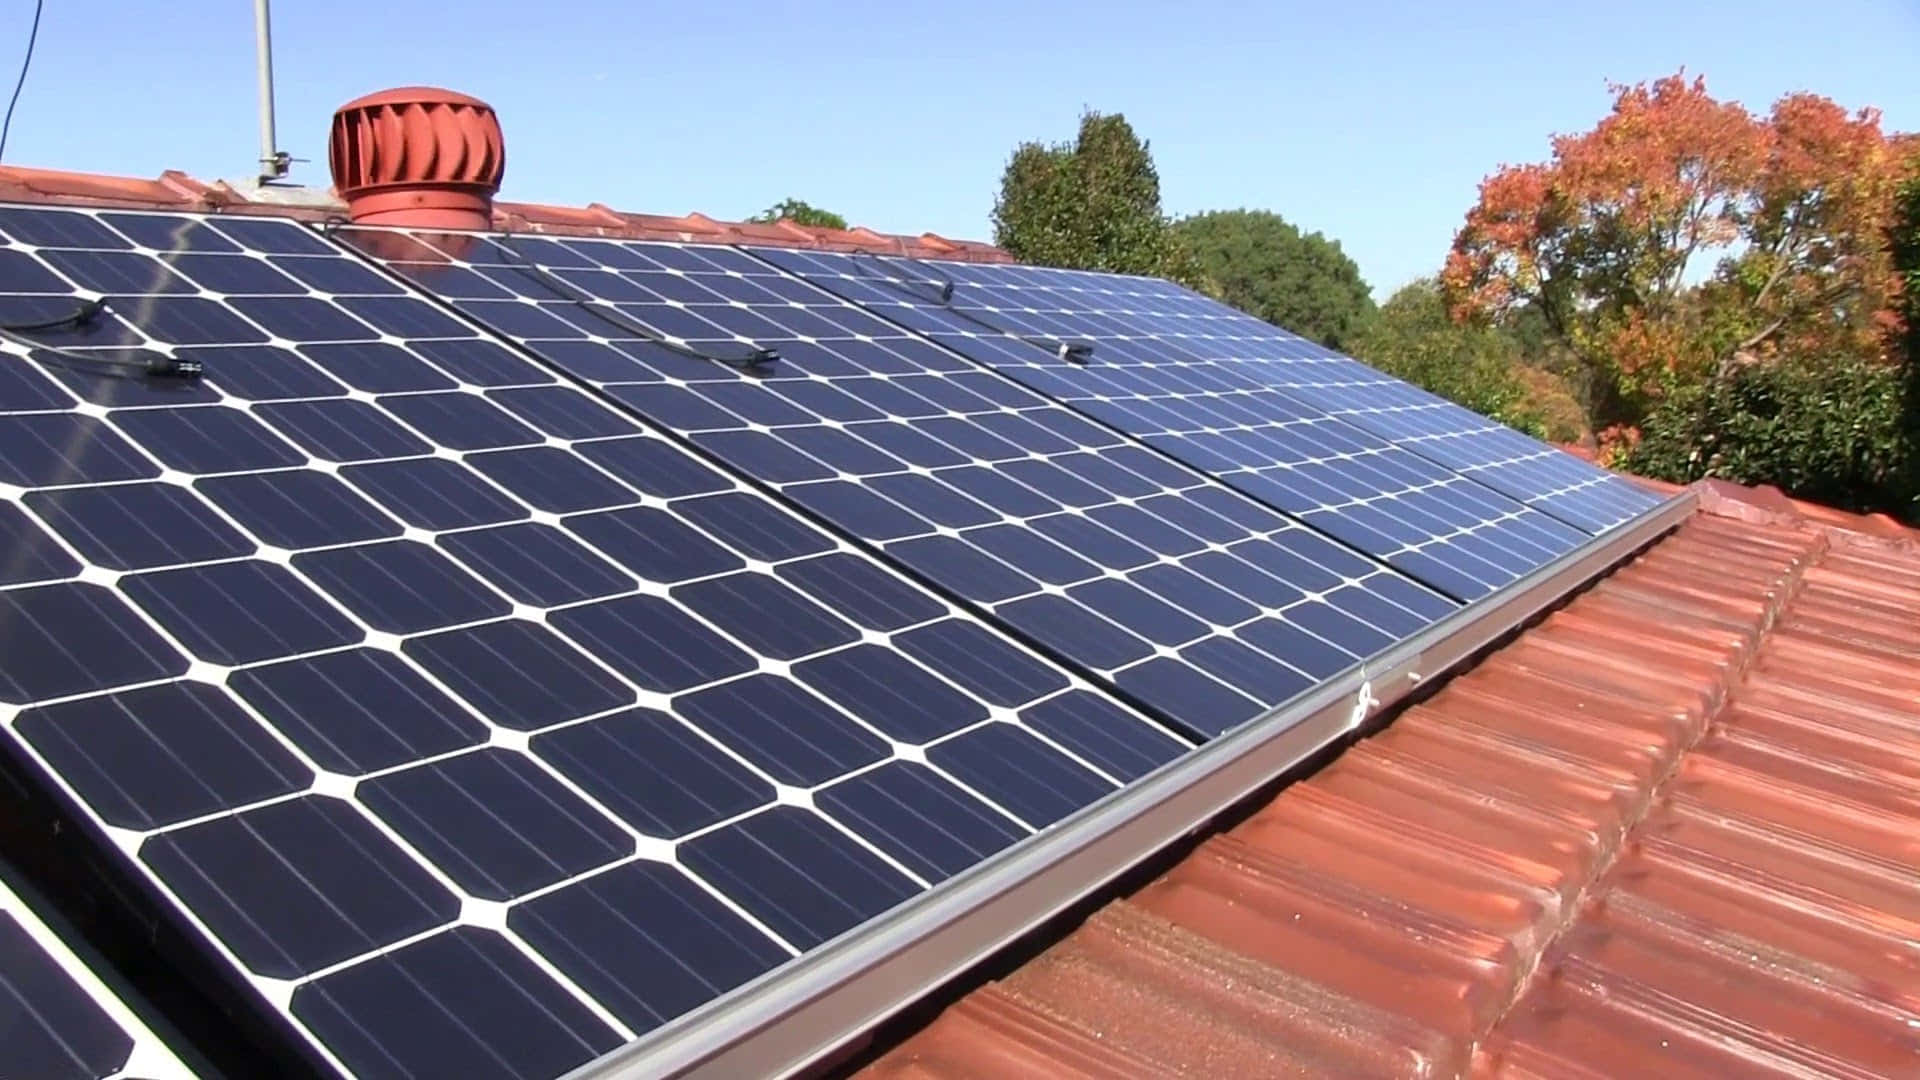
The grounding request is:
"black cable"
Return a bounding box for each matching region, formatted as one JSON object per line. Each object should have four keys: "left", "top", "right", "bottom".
{"left": 0, "top": 0, "right": 43, "bottom": 164}
{"left": 494, "top": 232, "right": 778, "bottom": 372}
{"left": 0, "top": 296, "right": 105, "bottom": 332}
{"left": 0, "top": 298, "right": 203, "bottom": 379}
{"left": 849, "top": 252, "right": 1094, "bottom": 364}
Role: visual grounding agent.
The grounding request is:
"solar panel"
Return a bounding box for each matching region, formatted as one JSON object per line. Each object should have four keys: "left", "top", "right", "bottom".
{"left": 0, "top": 860, "right": 195, "bottom": 1079}
{"left": 762, "top": 252, "right": 1665, "bottom": 541}
{"left": 0, "top": 204, "right": 1194, "bottom": 1079}
{"left": 342, "top": 228, "right": 1459, "bottom": 738}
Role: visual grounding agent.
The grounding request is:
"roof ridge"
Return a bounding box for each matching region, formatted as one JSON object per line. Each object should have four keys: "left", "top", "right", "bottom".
{"left": 0, "top": 163, "right": 1016, "bottom": 263}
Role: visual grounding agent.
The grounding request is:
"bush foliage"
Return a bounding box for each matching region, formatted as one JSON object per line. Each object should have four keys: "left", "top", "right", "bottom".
{"left": 1622, "top": 352, "right": 1915, "bottom": 517}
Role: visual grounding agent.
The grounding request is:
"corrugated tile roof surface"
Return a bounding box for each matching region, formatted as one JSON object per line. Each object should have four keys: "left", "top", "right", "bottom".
{"left": 865, "top": 489, "right": 1920, "bottom": 1079}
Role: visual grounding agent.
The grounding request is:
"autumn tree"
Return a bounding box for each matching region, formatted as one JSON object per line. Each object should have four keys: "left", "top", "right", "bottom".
{"left": 1172, "top": 209, "right": 1376, "bottom": 349}
{"left": 1443, "top": 73, "right": 1908, "bottom": 429}
{"left": 748, "top": 199, "right": 848, "bottom": 230}
{"left": 992, "top": 110, "right": 1199, "bottom": 284}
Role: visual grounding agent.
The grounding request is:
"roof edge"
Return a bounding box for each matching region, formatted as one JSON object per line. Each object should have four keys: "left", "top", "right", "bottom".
{"left": 0, "top": 164, "right": 1015, "bottom": 263}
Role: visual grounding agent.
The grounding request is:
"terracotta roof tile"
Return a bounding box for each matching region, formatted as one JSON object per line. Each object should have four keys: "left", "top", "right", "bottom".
{"left": 863, "top": 487, "right": 1920, "bottom": 1079}
{"left": 0, "top": 164, "right": 1014, "bottom": 262}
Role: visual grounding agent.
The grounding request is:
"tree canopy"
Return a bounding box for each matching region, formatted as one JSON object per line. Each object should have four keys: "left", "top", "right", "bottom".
{"left": 991, "top": 110, "right": 1199, "bottom": 284}
{"left": 748, "top": 198, "right": 848, "bottom": 230}
{"left": 1443, "top": 73, "right": 1909, "bottom": 428}
{"left": 1172, "top": 209, "right": 1376, "bottom": 350}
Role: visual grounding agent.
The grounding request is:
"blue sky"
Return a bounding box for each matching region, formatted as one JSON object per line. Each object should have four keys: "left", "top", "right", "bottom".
{"left": 3, "top": 1, "right": 1915, "bottom": 294}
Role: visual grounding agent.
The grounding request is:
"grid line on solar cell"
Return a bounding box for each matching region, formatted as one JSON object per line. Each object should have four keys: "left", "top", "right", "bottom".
{"left": 0, "top": 864, "right": 196, "bottom": 1079}
{"left": 0, "top": 205, "right": 1189, "bottom": 1079}
{"left": 345, "top": 228, "right": 1459, "bottom": 739}
{"left": 750, "top": 250, "right": 1650, "bottom": 599}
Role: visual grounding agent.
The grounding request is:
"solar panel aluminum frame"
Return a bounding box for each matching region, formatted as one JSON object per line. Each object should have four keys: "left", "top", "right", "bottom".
{"left": 560, "top": 485, "right": 1696, "bottom": 1080}
{"left": 0, "top": 865, "right": 198, "bottom": 1079}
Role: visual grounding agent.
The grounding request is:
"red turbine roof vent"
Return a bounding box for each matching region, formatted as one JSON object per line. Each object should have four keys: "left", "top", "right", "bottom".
{"left": 328, "top": 87, "right": 505, "bottom": 230}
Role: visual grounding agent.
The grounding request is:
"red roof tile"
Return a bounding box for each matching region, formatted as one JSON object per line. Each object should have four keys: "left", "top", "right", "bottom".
{"left": 863, "top": 486, "right": 1920, "bottom": 1079}
{"left": 0, "top": 164, "right": 1014, "bottom": 262}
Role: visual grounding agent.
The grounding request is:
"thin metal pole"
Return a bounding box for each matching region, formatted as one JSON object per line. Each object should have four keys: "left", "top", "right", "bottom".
{"left": 254, "top": 0, "right": 284, "bottom": 182}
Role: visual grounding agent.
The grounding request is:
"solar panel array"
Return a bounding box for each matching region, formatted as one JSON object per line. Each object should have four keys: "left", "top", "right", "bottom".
{"left": 759, "top": 251, "right": 1664, "bottom": 544}
{"left": 0, "top": 205, "right": 1194, "bottom": 1079}
{"left": 0, "top": 862, "right": 194, "bottom": 1079}
{"left": 348, "top": 228, "right": 1457, "bottom": 736}
{"left": 0, "top": 202, "right": 1673, "bottom": 1080}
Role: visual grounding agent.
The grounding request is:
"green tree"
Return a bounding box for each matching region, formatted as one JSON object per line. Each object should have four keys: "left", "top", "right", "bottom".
{"left": 991, "top": 110, "right": 1199, "bottom": 284}
{"left": 748, "top": 199, "right": 848, "bottom": 230}
{"left": 1350, "top": 279, "right": 1548, "bottom": 438}
{"left": 1171, "top": 209, "right": 1376, "bottom": 350}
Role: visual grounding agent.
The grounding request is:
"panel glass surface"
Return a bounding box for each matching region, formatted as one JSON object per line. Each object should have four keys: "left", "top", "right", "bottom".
{"left": 0, "top": 861, "right": 195, "bottom": 1079}
{"left": 763, "top": 251, "right": 1665, "bottom": 540}
{"left": 0, "top": 205, "right": 1192, "bottom": 1079}
{"left": 348, "top": 228, "right": 1459, "bottom": 739}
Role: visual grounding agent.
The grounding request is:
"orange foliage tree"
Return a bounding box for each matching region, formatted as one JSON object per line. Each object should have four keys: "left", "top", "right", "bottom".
{"left": 1443, "top": 73, "right": 1907, "bottom": 428}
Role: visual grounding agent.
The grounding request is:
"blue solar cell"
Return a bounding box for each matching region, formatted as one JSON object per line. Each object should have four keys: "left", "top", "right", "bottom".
{"left": 120, "top": 559, "right": 361, "bottom": 665}
{"left": 0, "top": 500, "right": 80, "bottom": 584}
{"left": 17, "top": 681, "right": 311, "bottom": 830}
{"left": 404, "top": 619, "right": 635, "bottom": 730}
{"left": 195, "top": 469, "right": 401, "bottom": 549}
{"left": 254, "top": 398, "right": 433, "bottom": 461}
{"left": 292, "top": 541, "right": 511, "bottom": 634}
{"left": 676, "top": 675, "right": 889, "bottom": 786}
{"left": 292, "top": 927, "right": 621, "bottom": 1080}
{"left": 817, "top": 762, "right": 1027, "bottom": 882}
{"left": 358, "top": 749, "right": 634, "bottom": 901}
{"left": 437, "top": 522, "right": 633, "bottom": 607}
{"left": 531, "top": 707, "right": 772, "bottom": 837}
{"left": 143, "top": 795, "right": 458, "bottom": 978}
{"left": 678, "top": 807, "right": 921, "bottom": 950}
{"left": 509, "top": 861, "right": 787, "bottom": 1036}
{"left": 229, "top": 648, "right": 487, "bottom": 774}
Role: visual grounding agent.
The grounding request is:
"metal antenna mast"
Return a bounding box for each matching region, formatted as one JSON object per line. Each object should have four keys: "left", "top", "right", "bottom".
{"left": 254, "top": 0, "right": 291, "bottom": 183}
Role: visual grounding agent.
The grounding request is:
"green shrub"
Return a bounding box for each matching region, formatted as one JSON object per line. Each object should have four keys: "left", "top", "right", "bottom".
{"left": 1622, "top": 353, "right": 1916, "bottom": 519}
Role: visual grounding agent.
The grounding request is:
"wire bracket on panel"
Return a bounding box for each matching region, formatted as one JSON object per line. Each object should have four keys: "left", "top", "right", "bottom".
{"left": 850, "top": 252, "right": 1096, "bottom": 365}
{"left": 1346, "top": 673, "right": 1379, "bottom": 732}
{"left": 493, "top": 230, "right": 781, "bottom": 372}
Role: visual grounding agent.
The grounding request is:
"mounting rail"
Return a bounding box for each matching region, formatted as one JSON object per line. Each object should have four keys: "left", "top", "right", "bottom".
{"left": 562, "top": 486, "right": 1699, "bottom": 1080}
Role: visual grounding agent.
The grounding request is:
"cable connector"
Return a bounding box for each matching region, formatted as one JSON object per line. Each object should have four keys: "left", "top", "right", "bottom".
{"left": 144, "top": 354, "right": 203, "bottom": 379}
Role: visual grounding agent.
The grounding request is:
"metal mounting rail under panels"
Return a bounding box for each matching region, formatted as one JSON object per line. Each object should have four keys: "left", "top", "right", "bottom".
{"left": 561, "top": 487, "right": 1699, "bottom": 1080}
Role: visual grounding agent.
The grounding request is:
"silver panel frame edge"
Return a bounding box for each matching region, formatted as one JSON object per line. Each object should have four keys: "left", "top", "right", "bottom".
{"left": 563, "top": 487, "right": 1699, "bottom": 1080}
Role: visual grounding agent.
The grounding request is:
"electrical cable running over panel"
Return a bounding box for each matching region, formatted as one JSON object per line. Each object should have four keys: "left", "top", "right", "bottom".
{"left": 0, "top": 298, "right": 203, "bottom": 380}
{"left": 493, "top": 231, "right": 781, "bottom": 374}
{"left": 850, "top": 252, "right": 1095, "bottom": 365}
